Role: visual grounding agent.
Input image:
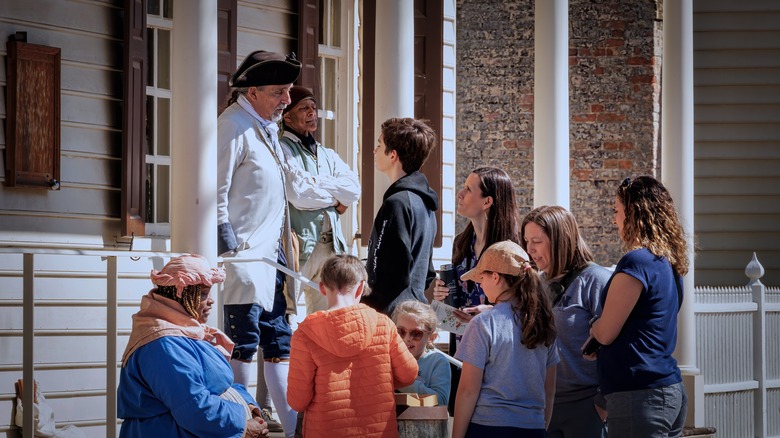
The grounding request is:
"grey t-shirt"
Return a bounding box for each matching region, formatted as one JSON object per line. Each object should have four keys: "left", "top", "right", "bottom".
{"left": 455, "top": 300, "right": 560, "bottom": 429}
{"left": 548, "top": 265, "right": 610, "bottom": 403}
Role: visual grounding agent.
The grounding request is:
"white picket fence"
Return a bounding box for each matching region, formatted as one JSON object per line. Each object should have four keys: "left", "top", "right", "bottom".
{"left": 695, "top": 253, "right": 780, "bottom": 437}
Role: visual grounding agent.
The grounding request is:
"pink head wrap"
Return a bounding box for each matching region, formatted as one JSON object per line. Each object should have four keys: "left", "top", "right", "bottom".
{"left": 150, "top": 254, "right": 226, "bottom": 298}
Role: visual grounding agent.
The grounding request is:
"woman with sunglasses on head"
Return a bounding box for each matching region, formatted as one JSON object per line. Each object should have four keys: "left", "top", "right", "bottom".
{"left": 392, "top": 300, "right": 452, "bottom": 406}
{"left": 585, "top": 176, "right": 688, "bottom": 437}
{"left": 427, "top": 167, "right": 521, "bottom": 413}
{"left": 521, "top": 206, "right": 610, "bottom": 437}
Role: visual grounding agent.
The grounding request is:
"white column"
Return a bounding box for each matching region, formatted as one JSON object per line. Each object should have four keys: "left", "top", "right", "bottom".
{"left": 662, "top": 0, "right": 702, "bottom": 427}
{"left": 171, "top": 0, "right": 218, "bottom": 266}
{"left": 533, "top": 0, "right": 570, "bottom": 209}
{"left": 372, "top": 0, "right": 415, "bottom": 208}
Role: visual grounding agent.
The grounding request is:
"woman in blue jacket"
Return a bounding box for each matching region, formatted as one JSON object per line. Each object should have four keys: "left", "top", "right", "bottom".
{"left": 118, "top": 255, "right": 268, "bottom": 438}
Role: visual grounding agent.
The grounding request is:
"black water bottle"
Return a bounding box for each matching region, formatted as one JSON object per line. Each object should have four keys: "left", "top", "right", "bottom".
{"left": 439, "top": 264, "right": 465, "bottom": 308}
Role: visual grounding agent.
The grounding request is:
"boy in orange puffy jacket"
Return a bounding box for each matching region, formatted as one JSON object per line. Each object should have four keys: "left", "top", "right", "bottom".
{"left": 287, "top": 255, "right": 418, "bottom": 437}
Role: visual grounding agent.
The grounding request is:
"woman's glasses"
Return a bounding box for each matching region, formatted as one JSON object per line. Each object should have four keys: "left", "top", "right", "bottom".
{"left": 397, "top": 327, "right": 428, "bottom": 341}
{"left": 619, "top": 177, "right": 632, "bottom": 189}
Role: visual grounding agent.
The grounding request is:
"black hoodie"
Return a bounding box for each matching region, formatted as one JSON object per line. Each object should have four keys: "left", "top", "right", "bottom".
{"left": 363, "top": 171, "right": 439, "bottom": 316}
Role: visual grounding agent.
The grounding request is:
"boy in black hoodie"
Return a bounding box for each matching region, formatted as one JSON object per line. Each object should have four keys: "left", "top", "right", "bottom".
{"left": 362, "top": 117, "right": 439, "bottom": 316}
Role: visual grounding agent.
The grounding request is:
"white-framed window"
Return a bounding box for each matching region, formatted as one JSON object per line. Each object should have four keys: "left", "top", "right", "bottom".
{"left": 145, "top": 0, "right": 173, "bottom": 236}
{"left": 320, "top": 0, "right": 359, "bottom": 252}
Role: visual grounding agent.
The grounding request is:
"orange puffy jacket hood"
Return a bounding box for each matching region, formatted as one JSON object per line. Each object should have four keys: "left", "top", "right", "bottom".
{"left": 295, "top": 303, "right": 378, "bottom": 358}
{"left": 288, "top": 303, "right": 419, "bottom": 437}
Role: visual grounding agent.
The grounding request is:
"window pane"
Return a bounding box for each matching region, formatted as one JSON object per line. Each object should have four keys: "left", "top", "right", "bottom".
{"left": 157, "top": 165, "right": 170, "bottom": 223}
{"left": 148, "top": 0, "right": 160, "bottom": 15}
{"left": 157, "top": 98, "right": 170, "bottom": 156}
{"left": 147, "top": 28, "right": 155, "bottom": 86}
{"left": 146, "top": 163, "right": 154, "bottom": 222}
{"left": 330, "top": 0, "right": 341, "bottom": 47}
{"left": 325, "top": 119, "right": 337, "bottom": 152}
{"left": 164, "top": 0, "right": 173, "bottom": 18}
{"left": 323, "top": 58, "right": 337, "bottom": 111}
{"left": 145, "top": 96, "right": 154, "bottom": 155}
{"left": 158, "top": 30, "right": 171, "bottom": 89}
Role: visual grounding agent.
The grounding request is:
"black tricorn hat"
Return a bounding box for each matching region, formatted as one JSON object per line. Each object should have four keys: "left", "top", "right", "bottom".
{"left": 229, "top": 51, "right": 301, "bottom": 88}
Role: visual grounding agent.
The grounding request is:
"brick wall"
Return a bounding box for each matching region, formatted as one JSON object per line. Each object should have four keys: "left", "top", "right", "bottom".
{"left": 456, "top": 0, "right": 661, "bottom": 266}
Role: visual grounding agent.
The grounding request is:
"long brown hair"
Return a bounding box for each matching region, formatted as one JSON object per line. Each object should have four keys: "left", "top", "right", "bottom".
{"left": 520, "top": 205, "right": 594, "bottom": 278}
{"left": 500, "top": 268, "right": 556, "bottom": 349}
{"left": 453, "top": 167, "right": 520, "bottom": 264}
{"left": 617, "top": 176, "right": 689, "bottom": 276}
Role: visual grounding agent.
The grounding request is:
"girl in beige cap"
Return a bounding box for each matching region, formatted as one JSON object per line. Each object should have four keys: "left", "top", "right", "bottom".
{"left": 452, "top": 241, "right": 558, "bottom": 438}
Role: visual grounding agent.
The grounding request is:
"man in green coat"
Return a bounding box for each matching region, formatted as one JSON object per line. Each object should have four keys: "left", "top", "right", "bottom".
{"left": 279, "top": 86, "right": 361, "bottom": 314}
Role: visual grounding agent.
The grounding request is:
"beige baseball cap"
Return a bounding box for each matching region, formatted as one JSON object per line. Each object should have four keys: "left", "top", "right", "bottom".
{"left": 460, "top": 240, "right": 530, "bottom": 282}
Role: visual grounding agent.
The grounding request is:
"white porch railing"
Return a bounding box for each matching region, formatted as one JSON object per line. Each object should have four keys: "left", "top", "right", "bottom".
{"left": 0, "top": 247, "right": 187, "bottom": 438}
{"left": 2, "top": 247, "right": 779, "bottom": 437}
{"left": 0, "top": 246, "right": 314, "bottom": 438}
{"left": 694, "top": 253, "right": 780, "bottom": 438}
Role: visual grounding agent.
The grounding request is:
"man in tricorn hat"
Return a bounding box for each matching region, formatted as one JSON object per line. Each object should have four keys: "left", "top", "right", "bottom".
{"left": 279, "top": 86, "right": 361, "bottom": 315}
{"left": 216, "top": 50, "right": 301, "bottom": 438}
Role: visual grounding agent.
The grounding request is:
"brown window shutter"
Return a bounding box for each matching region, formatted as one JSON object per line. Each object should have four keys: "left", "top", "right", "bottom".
{"left": 415, "top": 0, "right": 443, "bottom": 247}
{"left": 218, "top": 0, "right": 237, "bottom": 113}
{"left": 360, "top": 0, "right": 377, "bottom": 245}
{"left": 5, "top": 39, "right": 61, "bottom": 189}
{"left": 298, "top": 0, "right": 320, "bottom": 97}
{"left": 121, "top": 0, "right": 147, "bottom": 237}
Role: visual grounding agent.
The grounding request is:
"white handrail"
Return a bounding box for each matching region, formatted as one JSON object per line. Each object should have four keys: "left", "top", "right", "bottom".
{"left": 1, "top": 247, "right": 188, "bottom": 438}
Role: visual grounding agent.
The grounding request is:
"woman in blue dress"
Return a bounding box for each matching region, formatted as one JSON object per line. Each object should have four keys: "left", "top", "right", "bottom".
{"left": 118, "top": 254, "right": 269, "bottom": 438}
{"left": 429, "top": 167, "right": 520, "bottom": 414}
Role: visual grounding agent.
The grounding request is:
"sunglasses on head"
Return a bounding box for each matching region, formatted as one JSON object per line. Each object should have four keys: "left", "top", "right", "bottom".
{"left": 397, "top": 327, "right": 428, "bottom": 341}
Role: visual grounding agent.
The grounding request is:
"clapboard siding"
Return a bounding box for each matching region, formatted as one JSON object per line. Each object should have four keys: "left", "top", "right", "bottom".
{"left": 0, "top": 22, "right": 123, "bottom": 68}
{"left": 695, "top": 159, "right": 780, "bottom": 177}
{"left": 696, "top": 67, "right": 780, "bottom": 86}
{"left": 694, "top": 0, "right": 780, "bottom": 286}
{"left": 695, "top": 176, "right": 780, "bottom": 195}
{"left": 694, "top": 213, "right": 780, "bottom": 232}
{"left": 0, "top": 0, "right": 121, "bottom": 37}
{"left": 695, "top": 0, "right": 780, "bottom": 12}
{"left": 0, "top": 215, "right": 120, "bottom": 249}
{"left": 695, "top": 85, "right": 780, "bottom": 105}
{"left": 695, "top": 195, "right": 780, "bottom": 214}
{"left": 695, "top": 123, "right": 780, "bottom": 142}
{"left": 0, "top": 185, "right": 119, "bottom": 216}
{"left": 696, "top": 104, "right": 780, "bottom": 123}
{"left": 695, "top": 49, "right": 780, "bottom": 69}
{"left": 695, "top": 141, "right": 780, "bottom": 159}
{"left": 694, "top": 31, "right": 780, "bottom": 50}
{"left": 0, "top": 0, "right": 124, "bottom": 256}
{"left": 694, "top": 13, "right": 780, "bottom": 31}
{"left": 0, "top": 252, "right": 166, "bottom": 435}
{"left": 236, "top": 0, "right": 296, "bottom": 60}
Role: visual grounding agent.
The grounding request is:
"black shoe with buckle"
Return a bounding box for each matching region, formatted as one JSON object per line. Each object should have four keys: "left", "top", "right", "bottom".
{"left": 261, "top": 408, "right": 283, "bottom": 433}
